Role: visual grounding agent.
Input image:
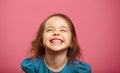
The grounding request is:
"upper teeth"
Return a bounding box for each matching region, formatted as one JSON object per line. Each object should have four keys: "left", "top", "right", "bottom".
{"left": 52, "top": 40, "right": 62, "bottom": 43}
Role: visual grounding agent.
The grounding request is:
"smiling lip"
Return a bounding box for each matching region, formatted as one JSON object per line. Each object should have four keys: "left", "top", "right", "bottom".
{"left": 50, "top": 38, "right": 64, "bottom": 44}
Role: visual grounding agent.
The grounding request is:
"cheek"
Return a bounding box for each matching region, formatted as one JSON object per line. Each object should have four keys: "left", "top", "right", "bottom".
{"left": 43, "top": 33, "right": 48, "bottom": 43}
{"left": 64, "top": 34, "right": 72, "bottom": 43}
{"left": 43, "top": 33, "right": 51, "bottom": 42}
{"left": 43, "top": 32, "right": 49, "bottom": 38}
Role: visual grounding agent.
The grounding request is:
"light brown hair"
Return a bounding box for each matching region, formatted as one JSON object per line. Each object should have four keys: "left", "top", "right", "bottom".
{"left": 30, "top": 13, "right": 81, "bottom": 60}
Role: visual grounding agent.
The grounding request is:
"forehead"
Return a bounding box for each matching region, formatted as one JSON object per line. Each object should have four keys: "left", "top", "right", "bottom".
{"left": 45, "top": 16, "right": 69, "bottom": 28}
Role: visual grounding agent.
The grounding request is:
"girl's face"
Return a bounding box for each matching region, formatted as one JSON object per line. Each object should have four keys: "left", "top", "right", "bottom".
{"left": 43, "top": 16, "right": 72, "bottom": 52}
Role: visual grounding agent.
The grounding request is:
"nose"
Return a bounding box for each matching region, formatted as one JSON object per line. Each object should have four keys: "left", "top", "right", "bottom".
{"left": 53, "top": 33, "right": 60, "bottom": 36}
{"left": 53, "top": 30, "right": 60, "bottom": 36}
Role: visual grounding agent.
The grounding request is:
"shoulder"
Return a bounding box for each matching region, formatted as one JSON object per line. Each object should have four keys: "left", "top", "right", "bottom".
{"left": 70, "top": 60, "right": 91, "bottom": 73}
{"left": 21, "top": 56, "right": 43, "bottom": 73}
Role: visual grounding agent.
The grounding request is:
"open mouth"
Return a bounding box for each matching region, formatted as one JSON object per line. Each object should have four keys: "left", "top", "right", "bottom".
{"left": 50, "top": 38, "right": 63, "bottom": 45}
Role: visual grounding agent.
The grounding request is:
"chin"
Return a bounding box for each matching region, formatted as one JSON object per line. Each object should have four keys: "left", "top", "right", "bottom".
{"left": 47, "top": 47, "right": 68, "bottom": 54}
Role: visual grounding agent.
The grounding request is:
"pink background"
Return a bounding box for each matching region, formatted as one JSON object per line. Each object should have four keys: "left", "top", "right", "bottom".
{"left": 0, "top": 0, "right": 120, "bottom": 73}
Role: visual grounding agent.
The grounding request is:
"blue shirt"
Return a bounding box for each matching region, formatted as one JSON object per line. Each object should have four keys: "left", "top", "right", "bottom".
{"left": 21, "top": 56, "right": 91, "bottom": 73}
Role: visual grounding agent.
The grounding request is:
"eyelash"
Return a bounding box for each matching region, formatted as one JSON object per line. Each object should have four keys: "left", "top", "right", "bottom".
{"left": 46, "top": 29, "right": 67, "bottom": 32}
{"left": 46, "top": 29, "right": 53, "bottom": 32}
{"left": 61, "top": 29, "right": 67, "bottom": 32}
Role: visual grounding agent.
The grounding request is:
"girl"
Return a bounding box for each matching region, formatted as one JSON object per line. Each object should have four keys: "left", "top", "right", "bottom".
{"left": 21, "top": 13, "right": 91, "bottom": 73}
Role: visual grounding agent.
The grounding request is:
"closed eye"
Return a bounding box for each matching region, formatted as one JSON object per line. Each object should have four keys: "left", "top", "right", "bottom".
{"left": 45, "top": 28, "right": 54, "bottom": 32}
{"left": 46, "top": 29, "right": 53, "bottom": 32}
{"left": 61, "top": 29, "right": 67, "bottom": 32}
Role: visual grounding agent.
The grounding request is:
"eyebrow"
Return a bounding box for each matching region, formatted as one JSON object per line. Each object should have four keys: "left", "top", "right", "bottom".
{"left": 45, "top": 26, "right": 54, "bottom": 29}
{"left": 45, "top": 25, "right": 69, "bottom": 30}
{"left": 60, "top": 26, "right": 69, "bottom": 29}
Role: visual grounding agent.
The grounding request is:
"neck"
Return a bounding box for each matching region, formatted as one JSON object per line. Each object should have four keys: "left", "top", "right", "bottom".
{"left": 44, "top": 49, "right": 68, "bottom": 72}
